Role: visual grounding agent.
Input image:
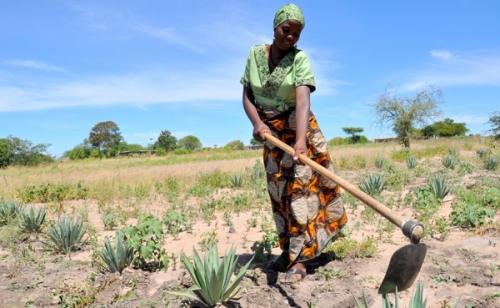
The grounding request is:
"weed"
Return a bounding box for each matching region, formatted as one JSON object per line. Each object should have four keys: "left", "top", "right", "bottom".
{"left": 325, "top": 236, "right": 378, "bottom": 260}
{"left": 315, "top": 267, "right": 350, "bottom": 281}
{"left": 457, "top": 162, "right": 474, "bottom": 175}
{"left": 122, "top": 214, "right": 169, "bottom": 270}
{"left": 163, "top": 210, "right": 189, "bottom": 238}
{"left": 198, "top": 228, "right": 219, "bottom": 252}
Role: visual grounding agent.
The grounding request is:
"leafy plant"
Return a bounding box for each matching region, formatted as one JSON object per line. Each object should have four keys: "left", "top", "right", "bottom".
{"left": 42, "top": 216, "right": 87, "bottom": 255}
{"left": 359, "top": 174, "right": 385, "bottom": 196}
{"left": 450, "top": 202, "right": 494, "bottom": 228}
{"left": 375, "top": 157, "right": 387, "bottom": 169}
{"left": 163, "top": 210, "right": 189, "bottom": 238}
{"left": 429, "top": 175, "right": 451, "bottom": 200}
{"left": 122, "top": 214, "right": 169, "bottom": 270}
{"left": 169, "top": 245, "right": 253, "bottom": 307}
{"left": 484, "top": 156, "right": 499, "bottom": 171}
{"left": 17, "top": 205, "right": 46, "bottom": 233}
{"left": 95, "top": 231, "right": 134, "bottom": 274}
{"left": 326, "top": 236, "right": 378, "bottom": 260}
{"left": 250, "top": 228, "right": 278, "bottom": 262}
{"left": 0, "top": 200, "right": 19, "bottom": 226}
{"left": 406, "top": 156, "right": 418, "bottom": 169}
{"left": 441, "top": 155, "right": 456, "bottom": 169}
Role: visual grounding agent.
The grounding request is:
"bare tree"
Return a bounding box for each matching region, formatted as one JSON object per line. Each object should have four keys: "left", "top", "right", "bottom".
{"left": 372, "top": 85, "right": 444, "bottom": 148}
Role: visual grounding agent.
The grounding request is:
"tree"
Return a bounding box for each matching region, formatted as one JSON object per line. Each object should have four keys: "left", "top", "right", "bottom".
{"left": 154, "top": 130, "right": 177, "bottom": 151}
{"left": 372, "top": 85, "right": 443, "bottom": 148}
{"left": 342, "top": 127, "right": 364, "bottom": 144}
{"left": 250, "top": 138, "right": 263, "bottom": 146}
{"left": 178, "top": 135, "right": 202, "bottom": 151}
{"left": 0, "top": 135, "right": 52, "bottom": 167}
{"left": 225, "top": 140, "right": 245, "bottom": 150}
{"left": 433, "top": 118, "right": 468, "bottom": 137}
{"left": 487, "top": 112, "right": 500, "bottom": 140}
{"left": 65, "top": 138, "right": 93, "bottom": 160}
{"left": 88, "top": 121, "right": 122, "bottom": 155}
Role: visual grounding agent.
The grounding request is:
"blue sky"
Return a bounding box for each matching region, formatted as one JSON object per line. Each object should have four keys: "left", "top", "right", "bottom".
{"left": 1, "top": 1, "right": 499, "bottom": 157}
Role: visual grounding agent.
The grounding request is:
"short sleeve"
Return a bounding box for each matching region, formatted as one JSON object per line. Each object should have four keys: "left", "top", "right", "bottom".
{"left": 240, "top": 47, "right": 253, "bottom": 87}
{"left": 294, "top": 51, "right": 316, "bottom": 92}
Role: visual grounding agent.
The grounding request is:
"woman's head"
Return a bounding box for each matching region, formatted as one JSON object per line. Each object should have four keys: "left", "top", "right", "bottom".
{"left": 273, "top": 3, "right": 305, "bottom": 30}
{"left": 273, "top": 4, "right": 305, "bottom": 51}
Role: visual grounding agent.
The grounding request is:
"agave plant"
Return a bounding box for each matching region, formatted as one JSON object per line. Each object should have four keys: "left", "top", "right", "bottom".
{"left": 448, "top": 148, "right": 459, "bottom": 157}
{"left": 228, "top": 173, "right": 243, "bottom": 188}
{"left": 169, "top": 245, "right": 253, "bottom": 307}
{"left": 406, "top": 156, "right": 418, "bottom": 169}
{"left": 375, "top": 157, "right": 387, "bottom": 169}
{"left": 475, "top": 148, "right": 488, "bottom": 159}
{"left": 96, "top": 231, "right": 134, "bottom": 274}
{"left": 484, "top": 156, "right": 499, "bottom": 171}
{"left": 0, "top": 200, "right": 19, "bottom": 226}
{"left": 17, "top": 205, "right": 46, "bottom": 233}
{"left": 441, "top": 155, "right": 456, "bottom": 169}
{"left": 429, "top": 175, "right": 451, "bottom": 200}
{"left": 359, "top": 174, "right": 385, "bottom": 197}
{"left": 353, "top": 281, "right": 460, "bottom": 308}
{"left": 42, "top": 216, "right": 86, "bottom": 255}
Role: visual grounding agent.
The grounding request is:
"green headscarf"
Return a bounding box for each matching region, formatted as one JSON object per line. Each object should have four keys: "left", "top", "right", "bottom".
{"left": 273, "top": 3, "right": 305, "bottom": 29}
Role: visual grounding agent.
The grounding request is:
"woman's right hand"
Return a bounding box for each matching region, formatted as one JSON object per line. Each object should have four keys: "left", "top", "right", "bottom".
{"left": 253, "top": 121, "right": 271, "bottom": 142}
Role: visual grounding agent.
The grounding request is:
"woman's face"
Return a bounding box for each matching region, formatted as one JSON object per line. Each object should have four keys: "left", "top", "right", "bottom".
{"left": 274, "top": 20, "right": 303, "bottom": 51}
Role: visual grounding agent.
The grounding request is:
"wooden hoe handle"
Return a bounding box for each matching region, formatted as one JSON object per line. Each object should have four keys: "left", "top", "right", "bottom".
{"left": 263, "top": 132, "right": 424, "bottom": 243}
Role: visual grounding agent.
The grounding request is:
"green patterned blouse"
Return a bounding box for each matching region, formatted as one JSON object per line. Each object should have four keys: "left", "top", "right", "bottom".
{"left": 240, "top": 44, "right": 316, "bottom": 112}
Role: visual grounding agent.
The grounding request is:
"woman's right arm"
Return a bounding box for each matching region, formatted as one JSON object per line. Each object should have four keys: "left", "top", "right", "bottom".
{"left": 242, "top": 86, "right": 270, "bottom": 142}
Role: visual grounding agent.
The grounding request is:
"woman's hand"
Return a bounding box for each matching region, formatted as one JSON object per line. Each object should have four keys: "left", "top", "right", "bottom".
{"left": 292, "top": 139, "right": 307, "bottom": 163}
{"left": 253, "top": 121, "right": 271, "bottom": 142}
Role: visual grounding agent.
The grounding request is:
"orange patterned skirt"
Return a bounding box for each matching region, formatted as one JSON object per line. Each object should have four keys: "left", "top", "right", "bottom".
{"left": 258, "top": 107, "right": 348, "bottom": 266}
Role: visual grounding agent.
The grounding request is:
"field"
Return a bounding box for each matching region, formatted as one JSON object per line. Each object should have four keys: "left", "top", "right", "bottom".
{"left": 0, "top": 136, "right": 499, "bottom": 308}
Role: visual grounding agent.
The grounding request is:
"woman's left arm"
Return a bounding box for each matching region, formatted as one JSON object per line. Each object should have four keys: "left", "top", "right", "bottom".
{"left": 293, "top": 85, "right": 311, "bottom": 162}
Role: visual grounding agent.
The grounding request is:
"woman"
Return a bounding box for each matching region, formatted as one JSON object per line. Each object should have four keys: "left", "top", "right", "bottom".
{"left": 240, "top": 3, "right": 347, "bottom": 285}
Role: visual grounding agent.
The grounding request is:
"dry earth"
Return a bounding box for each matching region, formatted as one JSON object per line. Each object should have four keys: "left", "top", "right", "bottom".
{"left": 1, "top": 156, "right": 500, "bottom": 308}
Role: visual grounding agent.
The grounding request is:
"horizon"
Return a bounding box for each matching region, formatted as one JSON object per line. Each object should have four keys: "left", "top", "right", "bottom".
{"left": 1, "top": 1, "right": 499, "bottom": 157}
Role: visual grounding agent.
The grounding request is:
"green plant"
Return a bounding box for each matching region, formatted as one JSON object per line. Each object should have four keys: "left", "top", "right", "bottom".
{"left": 17, "top": 205, "right": 46, "bottom": 233}
{"left": 228, "top": 173, "right": 243, "bottom": 188}
{"left": 163, "top": 210, "right": 189, "bottom": 238}
{"left": 484, "top": 156, "right": 499, "bottom": 171}
{"left": 429, "top": 175, "right": 451, "bottom": 200}
{"left": 406, "top": 156, "right": 418, "bottom": 169}
{"left": 450, "top": 202, "right": 494, "bottom": 228}
{"left": 448, "top": 148, "right": 459, "bottom": 157}
{"left": 42, "top": 216, "right": 87, "bottom": 255}
{"left": 457, "top": 162, "right": 474, "bottom": 175}
{"left": 375, "top": 157, "right": 387, "bottom": 169}
{"left": 199, "top": 228, "right": 219, "bottom": 252}
{"left": 122, "top": 214, "right": 169, "bottom": 270}
{"left": 95, "top": 231, "right": 134, "bottom": 274}
{"left": 0, "top": 200, "right": 19, "bottom": 226}
{"left": 476, "top": 148, "right": 488, "bottom": 159}
{"left": 359, "top": 174, "right": 385, "bottom": 196}
{"left": 169, "top": 245, "right": 253, "bottom": 307}
{"left": 326, "top": 236, "right": 378, "bottom": 260}
{"left": 441, "top": 155, "right": 456, "bottom": 169}
{"left": 250, "top": 228, "right": 278, "bottom": 262}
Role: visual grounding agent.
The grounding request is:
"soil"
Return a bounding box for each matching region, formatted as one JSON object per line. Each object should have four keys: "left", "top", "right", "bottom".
{"left": 1, "top": 156, "right": 500, "bottom": 308}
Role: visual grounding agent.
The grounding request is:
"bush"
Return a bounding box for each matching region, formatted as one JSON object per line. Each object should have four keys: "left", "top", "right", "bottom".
{"left": 225, "top": 140, "right": 245, "bottom": 151}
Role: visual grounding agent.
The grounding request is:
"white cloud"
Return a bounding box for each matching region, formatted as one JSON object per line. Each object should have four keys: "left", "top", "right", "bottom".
{"left": 430, "top": 50, "right": 453, "bottom": 60}
{"left": 7, "top": 60, "right": 64, "bottom": 72}
{"left": 401, "top": 51, "right": 500, "bottom": 91}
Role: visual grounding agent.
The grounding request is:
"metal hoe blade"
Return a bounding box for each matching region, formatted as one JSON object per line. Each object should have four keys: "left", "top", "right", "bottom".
{"left": 378, "top": 243, "right": 427, "bottom": 294}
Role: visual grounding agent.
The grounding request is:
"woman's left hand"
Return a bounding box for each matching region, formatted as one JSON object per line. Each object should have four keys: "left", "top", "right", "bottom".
{"left": 292, "top": 139, "right": 307, "bottom": 164}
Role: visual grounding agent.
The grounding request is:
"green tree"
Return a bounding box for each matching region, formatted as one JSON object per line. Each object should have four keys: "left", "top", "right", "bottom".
{"left": 372, "top": 85, "right": 444, "bottom": 148}
{"left": 433, "top": 118, "right": 468, "bottom": 137}
{"left": 342, "top": 127, "right": 364, "bottom": 144}
{"left": 250, "top": 138, "right": 263, "bottom": 146}
{"left": 0, "top": 136, "right": 52, "bottom": 166}
{"left": 225, "top": 140, "right": 245, "bottom": 150}
{"left": 65, "top": 138, "right": 93, "bottom": 160}
{"left": 487, "top": 112, "right": 500, "bottom": 140}
{"left": 154, "top": 130, "right": 177, "bottom": 151}
{"left": 178, "top": 135, "right": 202, "bottom": 151}
{"left": 88, "top": 121, "right": 123, "bottom": 156}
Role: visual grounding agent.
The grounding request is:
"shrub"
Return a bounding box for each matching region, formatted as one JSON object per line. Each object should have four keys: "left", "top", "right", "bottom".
{"left": 169, "top": 245, "right": 253, "bottom": 307}
{"left": 17, "top": 205, "right": 46, "bottom": 233}
{"left": 476, "top": 148, "right": 488, "bottom": 159}
{"left": 155, "top": 148, "right": 167, "bottom": 156}
{"left": 95, "top": 231, "right": 134, "bottom": 274}
{"left": 42, "top": 216, "right": 87, "bottom": 254}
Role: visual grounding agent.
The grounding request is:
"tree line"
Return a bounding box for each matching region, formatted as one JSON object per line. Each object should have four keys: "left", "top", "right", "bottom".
{"left": 1, "top": 85, "right": 499, "bottom": 167}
